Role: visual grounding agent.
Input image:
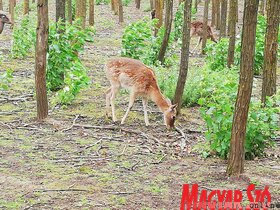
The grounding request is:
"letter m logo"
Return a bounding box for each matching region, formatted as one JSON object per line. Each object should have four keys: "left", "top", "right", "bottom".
{"left": 180, "top": 184, "right": 198, "bottom": 210}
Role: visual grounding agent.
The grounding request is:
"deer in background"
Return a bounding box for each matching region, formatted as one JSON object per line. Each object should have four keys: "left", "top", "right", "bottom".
{"left": 190, "top": 20, "right": 217, "bottom": 53}
{"left": 105, "top": 57, "right": 177, "bottom": 129}
{"left": 0, "top": 11, "right": 12, "bottom": 34}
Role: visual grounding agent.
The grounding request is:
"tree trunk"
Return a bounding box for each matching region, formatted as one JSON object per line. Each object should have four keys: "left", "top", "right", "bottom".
{"left": 150, "top": 0, "right": 154, "bottom": 9}
{"left": 24, "top": 0, "right": 29, "bottom": 15}
{"left": 155, "top": 0, "right": 164, "bottom": 34}
{"left": 220, "top": 0, "right": 227, "bottom": 37}
{"left": 173, "top": 0, "right": 192, "bottom": 114}
{"left": 136, "top": 0, "right": 140, "bottom": 8}
{"left": 9, "top": 0, "right": 15, "bottom": 27}
{"left": 261, "top": 0, "right": 279, "bottom": 104}
{"left": 215, "top": 0, "right": 220, "bottom": 29}
{"left": 35, "top": 0, "right": 49, "bottom": 121}
{"left": 227, "top": 0, "right": 237, "bottom": 67}
{"left": 67, "top": 0, "right": 72, "bottom": 23}
{"left": 259, "top": 0, "right": 265, "bottom": 15}
{"left": 227, "top": 0, "right": 259, "bottom": 177}
{"left": 211, "top": 0, "right": 216, "bottom": 27}
{"left": 118, "top": 0, "right": 123, "bottom": 23}
{"left": 157, "top": 0, "right": 173, "bottom": 63}
{"left": 56, "top": 0, "right": 66, "bottom": 22}
{"left": 0, "top": 0, "right": 3, "bottom": 10}
{"left": 76, "top": 0, "right": 86, "bottom": 28}
{"left": 89, "top": 0, "right": 94, "bottom": 25}
{"left": 201, "top": 0, "right": 209, "bottom": 54}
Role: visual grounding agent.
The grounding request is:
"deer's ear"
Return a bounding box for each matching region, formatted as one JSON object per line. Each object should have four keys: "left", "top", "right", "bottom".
{"left": 170, "top": 104, "right": 177, "bottom": 110}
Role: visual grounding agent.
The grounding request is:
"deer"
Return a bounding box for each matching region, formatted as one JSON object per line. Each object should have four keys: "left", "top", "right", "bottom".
{"left": 190, "top": 20, "right": 217, "bottom": 53}
{"left": 0, "top": 11, "right": 12, "bottom": 34}
{"left": 105, "top": 57, "right": 177, "bottom": 129}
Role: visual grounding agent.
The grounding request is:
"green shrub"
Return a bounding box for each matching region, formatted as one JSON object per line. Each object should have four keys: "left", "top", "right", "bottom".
{"left": 47, "top": 19, "right": 94, "bottom": 105}
{"left": 0, "top": 69, "right": 13, "bottom": 90}
{"left": 11, "top": 15, "right": 36, "bottom": 58}
{"left": 197, "top": 67, "right": 279, "bottom": 160}
{"left": 122, "top": 17, "right": 175, "bottom": 66}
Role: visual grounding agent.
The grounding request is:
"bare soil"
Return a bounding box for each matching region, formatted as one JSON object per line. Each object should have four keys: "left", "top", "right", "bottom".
{"left": 0, "top": 0, "right": 279, "bottom": 209}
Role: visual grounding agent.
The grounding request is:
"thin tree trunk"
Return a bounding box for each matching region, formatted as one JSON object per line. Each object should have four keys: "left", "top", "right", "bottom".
{"left": 9, "top": 0, "right": 15, "bottom": 27}
{"left": 201, "top": 0, "right": 209, "bottom": 54}
{"left": 35, "top": 0, "right": 49, "bottom": 120}
{"left": 24, "top": 0, "right": 29, "bottom": 15}
{"left": 173, "top": 0, "right": 192, "bottom": 114}
{"left": 89, "top": 0, "right": 94, "bottom": 25}
{"left": 227, "top": 0, "right": 259, "bottom": 177}
{"left": 56, "top": 0, "right": 66, "bottom": 22}
{"left": 0, "top": 0, "right": 3, "bottom": 10}
{"left": 215, "top": 0, "right": 220, "bottom": 29}
{"left": 118, "top": 0, "right": 123, "bottom": 23}
{"left": 227, "top": 0, "right": 237, "bottom": 67}
{"left": 67, "top": 0, "right": 72, "bottom": 23}
{"left": 211, "top": 0, "right": 216, "bottom": 27}
{"left": 259, "top": 0, "right": 265, "bottom": 15}
{"left": 220, "top": 0, "right": 227, "bottom": 37}
{"left": 157, "top": 0, "right": 173, "bottom": 63}
{"left": 155, "top": 0, "right": 164, "bottom": 34}
{"left": 136, "top": 0, "right": 140, "bottom": 8}
{"left": 76, "top": 0, "right": 86, "bottom": 28}
{"left": 261, "top": 0, "right": 279, "bottom": 104}
{"left": 150, "top": 0, "right": 154, "bottom": 9}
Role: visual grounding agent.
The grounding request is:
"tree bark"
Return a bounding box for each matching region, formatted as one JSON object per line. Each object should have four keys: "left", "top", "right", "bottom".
{"left": 35, "top": 0, "right": 49, "bottom": 121}
{"left": 136, "top": 0, "right": 140, "bottom": 9}
{"left": 211, "top": 0, "right": 216, "bottom": 27}
{"left": 118, "top": 0, "right": 123, "bottom": 23}
{"left": 227, "top": 0, "right": 259, "bottom": 177}
{"left": 150, "top": 0, "right": 154, "bottom": 10}
{"left": 155, "top": 0, "right": 164, "bottom": 34}
{"left": 259, "top": 0, "right": 265, "bottom": 15}
{"left": 76, "top": 0, "right": 86, "bottom": 28}
{"left": 89, "top": 0, "right": 94, "bottom": 25}
{"left": 24, "top": 0, "right": 29, "bottom": 15}
{"left": 67, "top": 0, "right": 72, "bottom": 23}
{"left": 56, "top": 0, "right": 66, "bottom": 22}
{"left": 220, "top": 0, "right": 227, "bottom": 37}
{"left": 0, "top": 0, "right": 3, "bottom": 10}
{"left": 157, "top": 0, "right": 173, "bottom": 63}
{"left": 261, "top": 0, "right": 279, "bottom": 104}
{"left": 9, "top": 0, "right": 15, "bottom": 27}
{"left": 215, "top": 0, "right": 220, "bottom": 29}
{"left": 201, "top": 0, "right": 209, "bottom": 54}
{"left": 227, "top": 0, "right": 237, "bottom": 67}
{"left": 173, "top": 0, "right": 192, "bottom": 114}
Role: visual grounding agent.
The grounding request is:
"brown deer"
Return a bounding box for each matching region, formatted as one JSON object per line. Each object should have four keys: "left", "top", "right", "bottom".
{"left": 0, "top": 11, "right": 12, "bottom": 34}
{"left": 105, "top": 57, "right": 177, "bottom": 129}
{"left": 190, "top": 20, "right": 217, "bottom": 53}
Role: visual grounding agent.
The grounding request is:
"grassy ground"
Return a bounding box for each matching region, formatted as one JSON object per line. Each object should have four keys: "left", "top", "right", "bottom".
{"left": 0, "top": 0, "right": 279, "bottom": 209}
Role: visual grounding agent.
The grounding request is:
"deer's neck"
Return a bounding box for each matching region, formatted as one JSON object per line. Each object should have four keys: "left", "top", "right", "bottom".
{"left": 0, "top": 21, "right": 4, "bottom": 34}
{"left": 150, "top": 87, "right": 169, "bottom": 113}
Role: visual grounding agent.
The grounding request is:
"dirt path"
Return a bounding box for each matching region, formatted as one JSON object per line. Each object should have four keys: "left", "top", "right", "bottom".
{"left": 0, "top": 1, "right": 280, "bottom": 209}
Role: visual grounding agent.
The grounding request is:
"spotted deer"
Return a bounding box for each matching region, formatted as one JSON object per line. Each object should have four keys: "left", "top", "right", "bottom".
{"left": 0, "top": 11, "right": 12, "bottom": 34}
{"left": 105, "top": 57, "right": 177, "bottom": 129}
{"left": 190, "top": 20, "right": 217, "bottom": 53}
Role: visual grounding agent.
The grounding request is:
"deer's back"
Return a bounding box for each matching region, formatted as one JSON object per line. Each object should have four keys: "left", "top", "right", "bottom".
{"left": 105, "top": 57, "right": 158, "bottom": 94}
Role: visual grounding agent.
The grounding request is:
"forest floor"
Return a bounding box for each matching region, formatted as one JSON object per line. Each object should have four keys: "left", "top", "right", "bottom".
{"left": 0, "top": 0, "right": 280, "bottom": 209}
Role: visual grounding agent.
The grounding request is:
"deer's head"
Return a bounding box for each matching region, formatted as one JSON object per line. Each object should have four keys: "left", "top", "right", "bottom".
{"left": 0, "top": 13, "right": 12, "bottom": 24}
{"left": 163, "top": 101, "right": 177, "bottom": 129}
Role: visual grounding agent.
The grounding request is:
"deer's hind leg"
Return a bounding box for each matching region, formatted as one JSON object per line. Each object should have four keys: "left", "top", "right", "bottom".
{"left": 121, "top": 91, "right": 137, "bottom": 125}
{"left": 105, "top": 87, "right": 112, "bottom": 118}
{"left": 110, "top": 84, "right": 120, "bottom": 122}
